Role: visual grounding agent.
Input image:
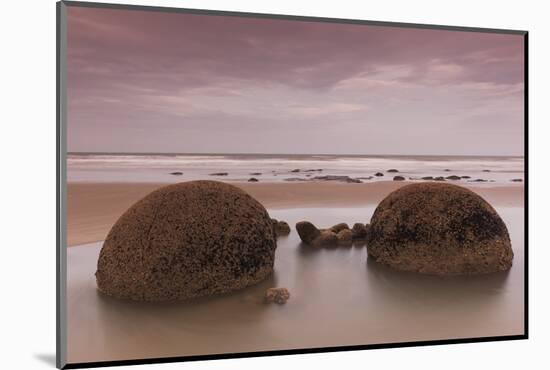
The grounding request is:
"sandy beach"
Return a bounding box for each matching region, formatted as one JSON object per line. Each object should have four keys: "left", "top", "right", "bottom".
{"left": 67, "top": 181, "right": 524, "bottom": 246}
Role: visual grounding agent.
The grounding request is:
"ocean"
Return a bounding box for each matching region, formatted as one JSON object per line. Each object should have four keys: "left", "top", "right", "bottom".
{"left": 67, "top": 153, "right": 524, "bottom": 185}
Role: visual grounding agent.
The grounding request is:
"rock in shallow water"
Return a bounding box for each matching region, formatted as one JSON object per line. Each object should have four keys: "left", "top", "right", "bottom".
{"left": 336, "top": 229, "right": 353, "bottom": 246}
{"left": 330, "top": 222, "right": 350, "bottom": 233}
{"left": 366, "top": 183, "right": 513, "bottom": 275}
{"left": 265, "top": 287, "right": 290, "bottom": 304}
{"left": 295, "top": 221, "right": 339, "bottom": 247}
{"left": 296, "top": 221, "right": 320, "bottom": 244}
{"left": 272, "top": 218, "right": 291, "bottom": 236}
{"left": 351, "top": 223, "right": 368, "bottom": 239}
{"left": 96, "top": 180, "right": 277, "bottom": 301}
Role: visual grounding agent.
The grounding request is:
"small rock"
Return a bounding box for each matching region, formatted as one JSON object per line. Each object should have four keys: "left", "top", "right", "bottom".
{"left": 444, "top": 169, "right": 451, "bottom": 172}
{"left": 434, "top": 177, "right": 446, "bottom": 181}
{"left": 469, "top": 179, "right": 488, "bottom": 182}
{"left": 296, "top": 221, "right": 321, "bottom": 244}
{"left": 250, "top": 172, "right": 262, "bottom": 176}
{"left": 284, "top": 177, "right": 308, "bottom": 182}
{"left": 169, "top": 172, "right": 183, "bottom": 175}
{"left": 273, "top": 220, "right": 291, "bottom": 236}
{"left": 393, "top": 176, "right": 405, "bottom": 181}
{"left": 248, "top": 177, "right": 259, "bottom": 182}
{"left": 445, "top": 175, "right": 461, "bottom": 180}
{"left": 313, "top": 230, "right": 338, "bottom": 247}
{"left": 305, "top": 169, "right": 323, "bottom": 172}
{"left": 336, "top": 229, "right": 353, "bottom": 246}
{"left": 330, "top": 223, "right": 350, "bottom": 233}
{"left": 482, "top": 169, "right": 491, "bottom": 172}
{"left": 387, "top": 169, "right": 399, "bottom": 173}
{"left": 209, "top": 172, "right": 228, "bottom": 176}
{"left": 290, "top": 169, "right": 300, "bottom": 173}
{"left": 312, "top": 175, "right": 362, "bottom": 183}
{"left": 374, "top": 172, "right": 384, "bottom": 177}
{"left": 265, "top": 288, "right": 290, "bottom": 304}
{"left": 421, "top": 176, "right": 434, "bottom": 180}
{"left": 461, "top": 176, "right": 471, "bottom": 179}
{"left": 351, "top": 223, "right": 367, "bottom": 239}
{"left": 510, "top": 178, "right": 523, "bottom": 182}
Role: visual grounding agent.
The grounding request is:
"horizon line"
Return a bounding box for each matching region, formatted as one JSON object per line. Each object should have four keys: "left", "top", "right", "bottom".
{"left": 66, "top": 151, "right": 524, "bottom": 158}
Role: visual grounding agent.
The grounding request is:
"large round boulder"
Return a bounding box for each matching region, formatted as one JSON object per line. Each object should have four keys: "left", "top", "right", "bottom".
{"left": 96, "top": 180, "right": 277, "bottom": 301}
{"left": 366, "top": 183, "right": 513, "bottom": 274}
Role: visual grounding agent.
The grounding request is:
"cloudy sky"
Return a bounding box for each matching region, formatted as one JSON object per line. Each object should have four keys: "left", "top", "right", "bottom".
{"left": 67, "top": 6, "right": 525, "bottom": 156}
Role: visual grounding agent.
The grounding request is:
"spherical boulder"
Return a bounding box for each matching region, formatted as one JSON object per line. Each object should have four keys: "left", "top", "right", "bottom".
{"left": 96, "top": 180, "right": 277, "bottom": 301}
{"left": 366, "top": 182, "right": 513, "bottom": 275}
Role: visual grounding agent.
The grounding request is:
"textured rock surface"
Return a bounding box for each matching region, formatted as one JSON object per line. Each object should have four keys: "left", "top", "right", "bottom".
{"left": 366, "top": 183, "right": 513, "bottom": 275}
{"left": 336, "top": 229, "right": 353, "bottom": 246}
{"left": 96, "top": 180, "right": 277, "bottom": 301}
{"left": 272, "top": 219, "right": 291, "bottom": 236}
{"left": 351, "top": 223, "right": 368, "bottom": 239}
{"left": 265, "top": 287, "right": 290, "bottom": 304}
{"left": 296, "top": 221, "right": 321, "bottom": 244}
{"left": 330, "top": 223, "right": 350, "bottom": 233}
{"left": 315, "top": 230, "right": 338, "bottom": 246}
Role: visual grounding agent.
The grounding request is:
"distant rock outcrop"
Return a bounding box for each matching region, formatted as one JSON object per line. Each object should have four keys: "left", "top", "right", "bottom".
{"left": 248, "top": 177, "right": 259, "bottom": 182}
{"left": 312, "top": 175, "right": 362, "bottom": 183}
{"left": 393, "top": 176, "right": 405, "bottom": 181}
{"left": 209, "top": 172, "right": 228, "bottom": 176}
{"left": 445, "top": 175, "right": 461, "bottom": 180}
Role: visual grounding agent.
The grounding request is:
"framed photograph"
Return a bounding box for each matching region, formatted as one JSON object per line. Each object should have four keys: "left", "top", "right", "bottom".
{"left": 56, "top": 1, "right": 528, "bottom": 368}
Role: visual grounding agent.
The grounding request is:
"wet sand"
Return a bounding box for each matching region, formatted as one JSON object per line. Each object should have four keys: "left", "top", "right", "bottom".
{"left": 67, "top": 181, "right": 524, "bottom": 246}
{"left": 67, "top": 205, "right": 524, "bottom": 364}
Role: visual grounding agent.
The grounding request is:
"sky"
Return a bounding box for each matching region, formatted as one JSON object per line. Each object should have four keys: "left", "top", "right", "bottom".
{"left": 67, "top": 6, "right": 525, "bottom": 156}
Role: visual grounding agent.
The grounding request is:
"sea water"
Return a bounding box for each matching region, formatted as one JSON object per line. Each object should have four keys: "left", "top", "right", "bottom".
{"left": 68, "top": 153, "right": 524, "bottom": 185}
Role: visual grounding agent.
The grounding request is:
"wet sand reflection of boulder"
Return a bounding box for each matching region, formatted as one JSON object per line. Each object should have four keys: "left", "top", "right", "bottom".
{"left": 366, "top": 182, "right": 513, "bottom": 275}
{"left": 96, "top": 180, "right": 277, "bottom": 301}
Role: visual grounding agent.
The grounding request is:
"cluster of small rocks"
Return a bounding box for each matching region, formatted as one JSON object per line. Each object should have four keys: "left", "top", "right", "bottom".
{"left": 295, "top": 221, "right": 370, "bottom": 247}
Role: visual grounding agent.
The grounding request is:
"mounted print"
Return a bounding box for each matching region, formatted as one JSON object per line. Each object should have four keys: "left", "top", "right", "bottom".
{"left": 56, "top": 1, "right": 528, "bottom": 368}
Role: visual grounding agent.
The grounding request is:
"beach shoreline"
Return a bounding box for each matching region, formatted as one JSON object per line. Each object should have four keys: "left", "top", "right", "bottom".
{"left": 67, "top": 181, "right": 524, "bottom": 247}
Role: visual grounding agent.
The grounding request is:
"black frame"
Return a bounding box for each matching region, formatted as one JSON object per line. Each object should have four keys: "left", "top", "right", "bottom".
{"left": 56, "top": 1, "right": 529, "bottom": 368}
